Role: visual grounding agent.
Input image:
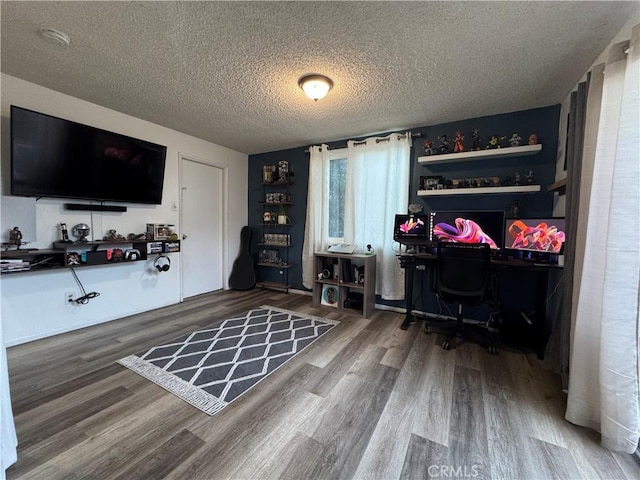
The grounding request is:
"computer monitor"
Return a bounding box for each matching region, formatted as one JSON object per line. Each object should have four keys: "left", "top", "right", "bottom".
{"left": 394, "top": 214, "right": 430, "bottom": 243}
{"left": 429, "top": 210, "right": 505, "bottom": 250}
{"left": 504, "top": 217, "right": 566, "bottom": 254}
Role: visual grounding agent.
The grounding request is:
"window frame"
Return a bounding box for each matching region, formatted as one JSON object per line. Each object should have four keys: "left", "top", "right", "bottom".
{"left": 325, "top": 148, "right": 348, "bottom": 244}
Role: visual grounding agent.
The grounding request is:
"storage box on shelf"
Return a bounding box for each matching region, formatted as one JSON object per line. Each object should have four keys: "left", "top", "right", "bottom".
{"left": 312, "top": 252, "right": 376, "bottom": 318}
{"left": 417, "top": 144, "right": 543, "bottom": 196}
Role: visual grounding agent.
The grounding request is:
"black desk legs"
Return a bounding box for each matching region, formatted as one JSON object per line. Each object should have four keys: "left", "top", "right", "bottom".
{"left": 535, "top": 271, "right": 550, "bottom": 359}
{"left": 400, "top": 266, "right": 415, "bottom": 329}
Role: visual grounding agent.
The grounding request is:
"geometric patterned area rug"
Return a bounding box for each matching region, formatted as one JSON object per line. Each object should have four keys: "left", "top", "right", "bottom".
{"left": 117, "top": 305, "right": 338, "bottom": 415}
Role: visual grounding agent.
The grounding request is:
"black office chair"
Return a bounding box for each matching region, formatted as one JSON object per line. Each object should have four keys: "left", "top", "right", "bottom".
{"left": 424, "top": 242, "right": 500, "bottom": 354}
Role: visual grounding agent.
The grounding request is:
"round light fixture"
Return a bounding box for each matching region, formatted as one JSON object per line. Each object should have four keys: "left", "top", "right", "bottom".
{"left": 39, "top": 27, "right": 71, "bottom": 47}
{"left": 298, "top": 74, "right": 333, "bottom": 101}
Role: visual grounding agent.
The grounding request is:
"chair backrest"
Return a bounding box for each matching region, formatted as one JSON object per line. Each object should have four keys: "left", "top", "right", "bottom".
{"left": 436, "top": 242, "right": 492, "bottom": 305}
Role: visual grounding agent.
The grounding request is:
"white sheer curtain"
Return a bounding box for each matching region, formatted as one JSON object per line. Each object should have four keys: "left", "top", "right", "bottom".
{"left": 2, "top": 317, "right": 18, "bottom": 477}
{"left": 302, "top": 144, "right": 330, "bottom": 289}
{"left": 343, "top": 134, "right": 410, "bottom": 300}
{"left": 566, "top": 26, "right": 640, "bottom": 454}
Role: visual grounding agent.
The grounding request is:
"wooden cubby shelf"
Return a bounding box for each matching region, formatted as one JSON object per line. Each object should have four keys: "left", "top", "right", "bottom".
{"left": 312, "top": 252, "right": 376, "bottom": 318}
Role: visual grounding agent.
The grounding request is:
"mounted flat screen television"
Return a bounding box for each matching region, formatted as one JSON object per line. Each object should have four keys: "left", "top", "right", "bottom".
{"left": 429, "top": 210, "right": 505, "bottom": 250}
{"left": 10, "top": 106, "right": 167, "bottom": 204}
{"left": 504, "top": 217, "right": 566, "bottom": 254}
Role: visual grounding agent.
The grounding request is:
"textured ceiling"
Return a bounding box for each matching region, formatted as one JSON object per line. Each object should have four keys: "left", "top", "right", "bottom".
{"left": 1, "top": 1, "right": 638, "bottom": 155}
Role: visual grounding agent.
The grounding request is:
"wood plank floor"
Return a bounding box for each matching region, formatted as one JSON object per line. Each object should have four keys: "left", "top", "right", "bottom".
{"left": 6, "top": 289, "right": 639, "bottom": 479}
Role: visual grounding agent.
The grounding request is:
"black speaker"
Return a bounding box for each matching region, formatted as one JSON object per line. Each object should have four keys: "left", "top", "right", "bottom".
{"left": 154, "top": 255, "right": 171, "bottom": 272}
{"left": 341, "top": 259, "right": 353, "bottom": 283}
{"left": 344, "top": 292, "right": 363, "bottom": 309}
{"left": 64, "top": 203, "right": 127, "bottom": 212}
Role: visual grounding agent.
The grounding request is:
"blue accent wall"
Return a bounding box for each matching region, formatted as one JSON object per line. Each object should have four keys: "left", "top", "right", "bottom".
{"left": 248, "top": 105, "right": 561, "bottom": 299}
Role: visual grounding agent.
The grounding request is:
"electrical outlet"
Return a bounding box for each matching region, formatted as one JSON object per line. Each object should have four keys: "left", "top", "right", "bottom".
{"left": 65, "top": 292, "right": 75, "bottom": 305}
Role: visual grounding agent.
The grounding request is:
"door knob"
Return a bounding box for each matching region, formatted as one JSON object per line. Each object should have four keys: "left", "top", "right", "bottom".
{"left": 182, "top": 234, "right": 188, "bottom": 240}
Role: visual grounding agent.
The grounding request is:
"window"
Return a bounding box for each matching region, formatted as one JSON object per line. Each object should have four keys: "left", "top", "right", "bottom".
{"left": 327, "top": 150, "right": 347, "bottom": 242}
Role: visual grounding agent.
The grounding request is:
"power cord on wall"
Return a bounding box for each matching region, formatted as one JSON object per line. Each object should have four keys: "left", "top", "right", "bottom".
{"left": 69, "top": 267, "right": 100, "bottom": 304}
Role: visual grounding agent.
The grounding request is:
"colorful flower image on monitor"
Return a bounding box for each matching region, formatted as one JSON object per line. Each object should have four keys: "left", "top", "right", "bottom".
{"left": 400, "top": 217, "right": 425, "bottom": 234}
{"left": 506, "top": 219, "right": 565, "bottom": 253}
{"left": 433, "top": 218, "right": 499, "bottom": 249}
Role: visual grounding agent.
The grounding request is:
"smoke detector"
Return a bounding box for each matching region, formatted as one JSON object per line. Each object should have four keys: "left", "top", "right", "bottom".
{"left": 39, "top": 28, "right": 71, "bottom": 47}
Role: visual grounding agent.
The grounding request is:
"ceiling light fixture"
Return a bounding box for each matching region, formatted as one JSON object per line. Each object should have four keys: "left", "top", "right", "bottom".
{"left": 298, "top": 74, "right": 334, "bottom": 101}
{"left": 38, "top": 28, "right": 71, "bottom": 47}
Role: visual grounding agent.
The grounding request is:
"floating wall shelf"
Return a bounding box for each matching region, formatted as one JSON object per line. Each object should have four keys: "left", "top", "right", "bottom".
{"left": 418, "top": 185, "right": 541, "bottom": 196}
{"left": 418, "top": 144, "right": 542, "bottom": 165}
{"left": 547, "top": 178, "right": 567, "bottom": 195}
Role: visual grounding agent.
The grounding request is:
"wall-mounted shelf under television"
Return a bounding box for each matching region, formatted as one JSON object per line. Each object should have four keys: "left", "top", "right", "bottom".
{"left": 418, "top": 144, "right": 542, "bottom": 165}
{"left": 1, "top": 240, "right": 180, "bottom": 274}
{"left": 418, "top": 185, "right": 541, "bottom": 196}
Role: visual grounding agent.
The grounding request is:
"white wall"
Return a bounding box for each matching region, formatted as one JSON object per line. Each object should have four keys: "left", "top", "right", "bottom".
{"left": 553, "top": 13, "right": 640, "bottom": 216}
{"left": 1, "top": 75, "right": 248, "bottom": 346}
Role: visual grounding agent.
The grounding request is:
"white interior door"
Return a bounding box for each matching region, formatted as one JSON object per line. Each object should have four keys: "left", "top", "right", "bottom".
{"left": 181, "top": 158, "right": 224, "bottom": 298}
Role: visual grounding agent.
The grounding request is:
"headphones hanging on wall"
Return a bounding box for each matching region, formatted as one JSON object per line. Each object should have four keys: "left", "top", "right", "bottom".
{"left": 154, "top": 255, "right": 171, "bottom": 272}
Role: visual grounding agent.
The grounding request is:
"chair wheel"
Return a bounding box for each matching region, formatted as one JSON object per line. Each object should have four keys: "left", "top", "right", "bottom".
{"left": 442, "top": 341, "right": 451, "bottom": 350}
{"left": 488, "top": 345, "right": 498, "bottom": 355}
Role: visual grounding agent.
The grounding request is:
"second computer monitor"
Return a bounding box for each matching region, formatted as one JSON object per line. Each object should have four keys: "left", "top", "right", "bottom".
{"left": 394, "top": 214, "right": 430, "bottom": 243}
{"left": 504, "top": 217, "right": 566, "bottom": 254}
{"left": 429, "top": 210, "right": 505, "bottom": 250}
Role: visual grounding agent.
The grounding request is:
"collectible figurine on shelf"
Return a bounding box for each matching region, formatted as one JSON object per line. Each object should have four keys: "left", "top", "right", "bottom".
{"left": 9, "top": 227, "right": 23, "bottom": 248}
{"left": 437, "top": 134, "right": 451, "bottom": 154}
{"left": 59, "top": 223, "right": 72, "bottom": 243}
{"left": 453, "top": 131, "right": 465, "bottom": 153}
{"left": 509, "top": 133, "right": 522, "bottom": 147}
{"left": 509, "top": 200, "right": 520, "bottom": 218}
{"left": 528, "top": 133, "right": 538, "bottom": 145}
{"left": 471, "top": 129, "right": 481, "bottom": 150}
{"left": 103, "top": 229, "right": 126, "bottom": 242}
{"left": 485, "top": 135, "right": 506, "bottom": 149}
{"left": 502, "top": 175, "right": 512, "bottom": 186}
{"left": 514, "top": 172, "right": 521, "bottom": 185}
{"left": 526, "top": 170, "right": 534, "bottom": 184}
{"left": 423, "top": 140, "right": 434, "bottom": 156}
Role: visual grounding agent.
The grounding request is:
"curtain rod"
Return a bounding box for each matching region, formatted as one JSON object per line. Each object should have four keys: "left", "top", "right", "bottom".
{"left": 305, "top": 132, "right": 421, "bottom": 153}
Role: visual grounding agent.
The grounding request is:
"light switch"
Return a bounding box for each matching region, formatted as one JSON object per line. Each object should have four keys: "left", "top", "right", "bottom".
{"left": 171, "top": 201, "right": 179, "bottom": 211}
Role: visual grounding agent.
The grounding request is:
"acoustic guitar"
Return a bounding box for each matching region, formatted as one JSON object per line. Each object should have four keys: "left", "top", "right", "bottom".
{"left": 229, "top": 226, "right": 257, "bottom": 290}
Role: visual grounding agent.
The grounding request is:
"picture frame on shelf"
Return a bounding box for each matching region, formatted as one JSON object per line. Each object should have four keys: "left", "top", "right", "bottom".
{"left": 259, "top": 249, "right": 279, "bottom": 264}
{"left": 321, "top": 285, "right": 339, "bottom": 308}
{"left": 419, "top": 175, "right": 443, "bottom": 190}
{"left": 263, "top": 165, "right": 275, "bottom": 183}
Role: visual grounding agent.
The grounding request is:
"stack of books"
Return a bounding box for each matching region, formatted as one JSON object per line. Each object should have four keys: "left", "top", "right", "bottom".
{"left": 1, "top": 259, "right": 31, "bottom": 273}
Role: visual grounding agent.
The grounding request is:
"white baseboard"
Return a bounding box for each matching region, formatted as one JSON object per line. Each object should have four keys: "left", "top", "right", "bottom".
{"left": 289, "top": 288, "right": 312, "bottom": 296}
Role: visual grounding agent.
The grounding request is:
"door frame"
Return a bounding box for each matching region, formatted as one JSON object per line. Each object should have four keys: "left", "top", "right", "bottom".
{"left": 179, "top": 153, "right": 229, "bottom": 301}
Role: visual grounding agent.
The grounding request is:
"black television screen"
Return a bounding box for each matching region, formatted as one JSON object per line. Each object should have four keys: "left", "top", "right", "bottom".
{"left": 10, "top": 106, "right": 167, "bottom": 204}
{"left": 429, "top": 210, "right": 505, "bottom": 250}
{"left": 504, "top": 217, "right": 566, "bottom": 253}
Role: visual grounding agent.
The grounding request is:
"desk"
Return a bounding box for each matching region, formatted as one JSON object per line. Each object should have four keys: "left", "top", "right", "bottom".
{"left": 398, "top": 252, "right": 562, "bottom": 358}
